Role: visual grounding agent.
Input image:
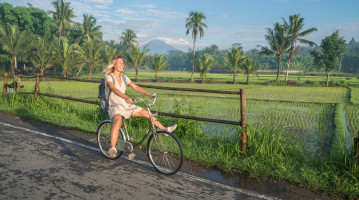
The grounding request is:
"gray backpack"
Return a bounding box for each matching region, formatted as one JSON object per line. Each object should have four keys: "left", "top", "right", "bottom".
{"left": 98, "top": 74, "right": 126, "bottom": 116}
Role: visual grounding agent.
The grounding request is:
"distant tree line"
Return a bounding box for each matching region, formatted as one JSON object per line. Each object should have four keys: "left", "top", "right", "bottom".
{"left": 0, "top": 1, "right": 358, "bottom": 85}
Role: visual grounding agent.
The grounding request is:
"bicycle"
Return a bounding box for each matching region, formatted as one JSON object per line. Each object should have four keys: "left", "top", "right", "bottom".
{"left": 96, "top": 94, "right": 184, "bottom": 175}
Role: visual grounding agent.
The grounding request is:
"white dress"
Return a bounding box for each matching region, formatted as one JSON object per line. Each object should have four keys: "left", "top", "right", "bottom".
{"left": 105, "top": 73, "right": 142, "bottom": 120}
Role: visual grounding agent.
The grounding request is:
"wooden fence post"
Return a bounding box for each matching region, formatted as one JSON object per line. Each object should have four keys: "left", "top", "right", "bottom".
{"left": 3, "top": 72, "right": 8, "bottom": 96}
{"left": 240, "top": 89, "right": 247, "bottom": 152}
{"left": 34, "top": 73, "right": 40, "bottom": 98}
{"left": 16, "top": 74, "right": 22, "bottom": 92}
{"left": 355, "top": 132, "right": 359, "bottom": 165}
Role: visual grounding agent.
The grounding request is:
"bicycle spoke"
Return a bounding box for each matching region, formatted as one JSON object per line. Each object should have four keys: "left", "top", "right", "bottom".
{"left": 147, "top": 132, "right": 183, "bottom": 175}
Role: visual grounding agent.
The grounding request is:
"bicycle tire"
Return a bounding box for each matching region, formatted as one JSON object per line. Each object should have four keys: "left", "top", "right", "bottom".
{"left": 147, "top": 131, "right": 183, "bottom": 175}
{"left": 97, "top": 120, "right": 125, "bottom": 159}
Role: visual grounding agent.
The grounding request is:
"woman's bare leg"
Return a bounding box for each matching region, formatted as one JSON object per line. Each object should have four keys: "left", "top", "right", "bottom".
{"left": 111, "top": 114, "right": 122, "bottom": 147}
{"left": 132, "top": 109, "right": 166, "bottom": 129}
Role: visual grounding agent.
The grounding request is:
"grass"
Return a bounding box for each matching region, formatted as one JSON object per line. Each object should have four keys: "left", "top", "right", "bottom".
{"left": 0, "top": 94, "right": 358, "bottom": 199}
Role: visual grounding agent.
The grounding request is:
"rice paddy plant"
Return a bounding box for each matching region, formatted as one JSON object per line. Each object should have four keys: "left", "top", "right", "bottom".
{"left": 344, "top": 104, "right": 359, "bottom": 138}
{"left": 351, "top": 87, "right": 359, "bottom": 104}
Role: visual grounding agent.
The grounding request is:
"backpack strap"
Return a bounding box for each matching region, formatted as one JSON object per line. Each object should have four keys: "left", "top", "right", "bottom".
{"left": 107, "top": 74, "right": 116, "bottom": 100}
{"left": 122, "top": 75, "right": 126, "bottom": 86}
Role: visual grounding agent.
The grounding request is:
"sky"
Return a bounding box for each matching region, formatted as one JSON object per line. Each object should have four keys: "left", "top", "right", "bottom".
{"left": 1, "top": 0, "right": 359, "bottom": 51}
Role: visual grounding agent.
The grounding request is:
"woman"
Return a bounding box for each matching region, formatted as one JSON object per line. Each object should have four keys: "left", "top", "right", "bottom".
{"left": 104, "top": 56, "right": 177, "bottom": 158}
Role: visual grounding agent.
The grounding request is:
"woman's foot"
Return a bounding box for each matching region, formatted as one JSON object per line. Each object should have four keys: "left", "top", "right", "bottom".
{"left": 167, "top": 124, "right": 177, "bottom": 132}
{"left": 108, "top": 147, "right": 117, "bottom": 158}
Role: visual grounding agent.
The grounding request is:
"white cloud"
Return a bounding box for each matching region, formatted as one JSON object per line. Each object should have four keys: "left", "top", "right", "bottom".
{"left": 116, "top": 9, "right": 137, "bottom": 15}
{"left": 131, "top": 4, "right": 156, "bottom": 9}
{"left": 143, "top": 9, "right": 186, "bottom": 19}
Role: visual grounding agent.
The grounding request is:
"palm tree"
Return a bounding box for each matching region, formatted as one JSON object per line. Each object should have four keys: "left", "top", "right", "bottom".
{"left": 185, "top": 11, "right": 208, "bottom": 82}
{"left": 283, "top": 14, "right": 317, "bottom": 81}
{"left": 120, "top": 29, "right": 137, "bottom": 51}
{"left": 260, "top": 22, "right": 291, "bottom": 80}
{"left": 241, "top": 57, "right": 262, "bottom": 84}
{"left": 151, "top": 54, "right": 169, "bottom": 82}
{"left": 102, "top": 45, "right": 117, "bottom": 67}
{"left": 80, "top": 38, "right": 104, "bottom": 79}
{"left": 30, "top": 36, "right": 54, "bottom": 75}
{"left": 196, "top": 54, "right": 215, "bottom": 83}
{"left": 124, "top": 44, "right": 150, "bottom": 81}
{"left": 221, "top": 45, "right": 245, "bottom": 84}
{"left": 54, "top": 37, "right": 82, "bottom": 77}
{"left": 49, "top": 0, "right": 76, "bottom": 38}
{"left": 77, "top": 14, "right": 102, "bottom": 42}
{"left": 0, "top": 24, "right": 33, "bottom": 78}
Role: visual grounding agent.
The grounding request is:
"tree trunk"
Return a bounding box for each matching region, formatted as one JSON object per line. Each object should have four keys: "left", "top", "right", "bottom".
{"left": 155, "top": 72, "right": 158, "bottom": 82}
{"left": 54, "top": 66, "right": 56, "bottom": 75}
{"left": 326, "top": 71, "right": 329, "bottom": 87}
{"left": 76, "top": 65, "right": 84, "bottom": 76}
{"left": 286, "top": 45, "right": 295, "bottom": 82}
{"left": 11, "top": 59, "right": 15, "bottom": 78}
{"left": 190, "top": 38, "right": 196, "bottom": 82}
{"left": 13, "top": 56, "right": 17, "bottom": 78}
{"left": 201, "top": 75, "right": 204, "bottom": 83}
{"left": 41, "top": 64, "right": 44, "bottom": 76}
{"left": 338, "top": 57, "right": 343, "bottom": 72}
{"left": 285, "top": 58, "right": 291, "bottom": 82}
{"left": 135, "top": 67, "right": 139, "bottom": 82}
{"left": 233, "top": 71, "right": 236, "bottom": 84}
{"left": 276, "top": 56, "right": 282, "bottom": 80}
{"left": 247, "top": 75, "right": 250, "bottom": 84}
{"left": 88, "top": 63, "right": 93, "bottom": 79}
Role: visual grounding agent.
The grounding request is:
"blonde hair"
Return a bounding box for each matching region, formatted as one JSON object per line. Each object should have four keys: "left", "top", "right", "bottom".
{"left": 104, "top": 55, "right": 124, "bottom": 75}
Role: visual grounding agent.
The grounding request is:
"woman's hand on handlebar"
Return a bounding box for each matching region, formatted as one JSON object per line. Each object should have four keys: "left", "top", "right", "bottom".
{"left": 125, "top": 98, "right": 133, "bottom": 104}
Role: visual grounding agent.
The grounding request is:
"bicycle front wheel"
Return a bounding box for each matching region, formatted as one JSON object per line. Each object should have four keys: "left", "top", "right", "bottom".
{"left": 147, "top": 131, "right": 183, "bottom": 175}
{"left": 97, "top": 120, "right": 125, "bottom": 159}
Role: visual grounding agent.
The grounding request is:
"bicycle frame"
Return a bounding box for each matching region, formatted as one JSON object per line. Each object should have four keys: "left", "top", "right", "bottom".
{"left": 120, "top": 94, "right": 158, "bottom": 147}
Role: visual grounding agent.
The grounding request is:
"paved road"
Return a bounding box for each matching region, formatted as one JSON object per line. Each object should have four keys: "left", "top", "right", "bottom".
{"left": 0, "top": 114, "right": 275, "bottom": 200}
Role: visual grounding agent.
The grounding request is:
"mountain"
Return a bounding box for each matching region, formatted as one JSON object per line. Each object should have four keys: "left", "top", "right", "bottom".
{"left": 141, "top": 39, "right": 179, "bottom": 55}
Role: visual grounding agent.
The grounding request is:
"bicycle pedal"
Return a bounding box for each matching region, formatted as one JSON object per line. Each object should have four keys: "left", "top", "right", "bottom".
{"left": 128, "top": 153, "right": 135, "bottom": 160}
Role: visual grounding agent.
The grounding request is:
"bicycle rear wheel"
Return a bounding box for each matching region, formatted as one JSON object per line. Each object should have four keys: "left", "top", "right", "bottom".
{"left": 147, "top": 131, "right": 183, "bottom": 175}
{"left": 97, "top": 120, "right": 125, "bottom": 159}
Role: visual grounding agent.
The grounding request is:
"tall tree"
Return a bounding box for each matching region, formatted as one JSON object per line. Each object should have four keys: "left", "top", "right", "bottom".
{"left": 221, "top": 45, "right": 245, "bottom": 84}
{"left": 241, "top": 57, "right": 261, "bottom": 84}
{"left": 30, "top": 36, "right": 53, "bottom": 75}
{"left": 120, "top": 29, "right": 137, "bottom": 51}
{"left": 80, "top": 38, "right": 104, "bottom": 79}
{"left": 283, "top": 14, "right": 317, "bottom": 81}
{"left": 124, "top": 44, "right": 150, "bottom": 81}
{"left": 0, "top": 24, "right": 33, "bottom": 78}
{"left": 196, "top": 54, "right": 215, "bottom": 83}
{"left": 77, "top": 14, "right": 102, "bottom": 42}
{"left": 185, "top": 11, "right": 208, "bottom": 82}
{"left": 151, "top": 54, "right": 169, "bottom": 82}
{"left": 260, "top": 22, "right": 291, "bottom": 80}
{"left": 54, "top": 37, "right": 82, "bottom": 77}
{"left": 49, "top": 0, "right": 76, "bottom": 38}
{"left": 311, "top": 30, "right": 346, "bottom": 87}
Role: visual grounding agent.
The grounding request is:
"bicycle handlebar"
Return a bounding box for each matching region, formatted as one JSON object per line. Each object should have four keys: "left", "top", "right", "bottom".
{"left": 133, "top": 93, "right": 157, "bottom": 107}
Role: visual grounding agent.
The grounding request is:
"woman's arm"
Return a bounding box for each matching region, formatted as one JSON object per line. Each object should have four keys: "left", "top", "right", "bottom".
{"left": 106, "top": 81, "right": 133, "bottom": 103}
{"left": 128, "top": 82, "right": 153, "bottom": 99}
